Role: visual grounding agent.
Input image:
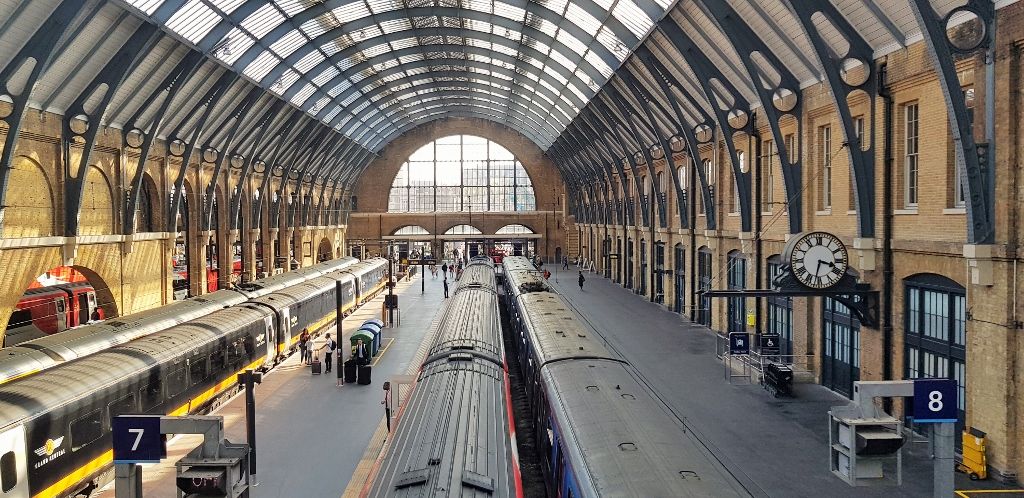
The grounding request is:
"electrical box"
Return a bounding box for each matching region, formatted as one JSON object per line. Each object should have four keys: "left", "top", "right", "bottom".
{"left": 829, "top": 405, "right": 904, "bottom": 486}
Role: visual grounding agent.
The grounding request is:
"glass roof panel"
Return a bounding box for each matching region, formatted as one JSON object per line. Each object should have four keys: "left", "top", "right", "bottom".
{"left": 132, "top": 0, "right": 672, "bottom": 149}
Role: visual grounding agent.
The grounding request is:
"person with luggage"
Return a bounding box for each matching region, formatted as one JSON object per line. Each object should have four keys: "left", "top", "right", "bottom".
{"left": 309, "top": 340, "right": 321, "bottom": 375}
{"left": 298, "top": 329, "right": 310, "bottom": 365}
{"left": 578, "top": 270, "right": 586, "bottom": 291}
{"left": 354, "top": 338, "right": 372, "bottom": 385}
{"left": 319, "top": 333, "right": 337, "bottom": 374}
{"left": 337, "top": 347, "right": 345, "bottom": 387}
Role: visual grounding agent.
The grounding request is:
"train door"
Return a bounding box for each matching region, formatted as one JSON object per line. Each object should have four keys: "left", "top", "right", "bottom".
{"left": 0, "top": 425, "right": 29, "bottom": 498}
{"left": 262, "top": 316, "right": 276, "bottom": 363}
{"left": 279, "top": 307, "right": 292, "bottom": 353}
{"left": 86, "top": 292, "right": 97, "bottom": 320}
{"left": 76, "top": 292, "right": 89, "bottom": 326}
{"left": 54, "top": 298, "right": 67, "bottom": 332}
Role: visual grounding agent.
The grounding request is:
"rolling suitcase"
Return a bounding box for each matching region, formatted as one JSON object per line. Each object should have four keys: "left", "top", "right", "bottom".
{"left": 357, "top": 364, "right": 372, "bottom": 385}
{"left": 344, "top": 359, "right": 357, "bottom": 384}
{"left": 311, "top": 359, "right": 322, "bottom": 375}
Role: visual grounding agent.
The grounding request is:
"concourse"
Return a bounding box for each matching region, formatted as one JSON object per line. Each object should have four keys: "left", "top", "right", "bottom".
{"left": 0, "top": 0, "right": 1023, "bottom": 497}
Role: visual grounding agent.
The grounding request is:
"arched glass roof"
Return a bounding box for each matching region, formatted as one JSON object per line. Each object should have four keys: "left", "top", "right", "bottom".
{"left": 123, "top": 0, "right": 672, "bottom": 151}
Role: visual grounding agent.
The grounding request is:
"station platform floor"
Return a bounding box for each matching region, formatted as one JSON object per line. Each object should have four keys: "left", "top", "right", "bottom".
{"left": 95, "top": 271, "right": 452, "bottom": 498}
{"left": 542, "top": 265, "right": 1022, "bottom": 498}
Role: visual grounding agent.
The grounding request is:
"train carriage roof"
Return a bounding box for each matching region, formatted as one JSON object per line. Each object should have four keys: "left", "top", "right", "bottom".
{"left": 542, "top": 360, "right": 749, "bottom": 497}
{"left": 517, "top": 292, "right": 619, "bottom": 366}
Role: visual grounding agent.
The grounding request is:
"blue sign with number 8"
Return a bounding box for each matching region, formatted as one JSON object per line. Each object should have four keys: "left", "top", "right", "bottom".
{"left": 912, "top": 378, "right": 958, "bottom": 423}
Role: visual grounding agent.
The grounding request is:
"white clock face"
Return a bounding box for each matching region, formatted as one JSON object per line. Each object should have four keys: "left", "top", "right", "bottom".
{"left": 789, "top": 232, "right": 848, "bottom": 289}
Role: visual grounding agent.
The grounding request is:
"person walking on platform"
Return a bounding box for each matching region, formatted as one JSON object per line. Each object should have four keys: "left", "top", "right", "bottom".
{"left": 563, "top": 256, "right": 569, "bottom": 270}
{"left": 299, "top": 329, "right": 310, "bottom": 365}
{"left": 320, "top": 333, "right": 337, "bottom": 373}
{"left": 443, "top": 278, "right": 449, "bottom": 298}
{"left": 578, "top": 270, "right": 586, "bottom": 291}
{"left": 442, "top": 262, "right": 448, "bottom": 276}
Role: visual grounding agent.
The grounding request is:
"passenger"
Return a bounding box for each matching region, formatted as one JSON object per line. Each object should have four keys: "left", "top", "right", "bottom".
{"left": 299, "top": 329, "right": 310, "bottom": 365}
{"left": 90, "top": 308, "right": 102, "bottom": 323}
{"left": 354, "top": 338, "right": 369, "bottom": 366}
{"left": 442, "top": 262, "right": 448, "bottom": 276}
{"left": 443, "top": 278, "right": 449, "bottom": 299}
{"left": 578, "top": 270, "right": 585, "bottom": 291}
{"left": 563, "top": 256, "right": 569, "bottom": 270}
{"left": 320, "top": 333, "right": 337, "bottom": 374}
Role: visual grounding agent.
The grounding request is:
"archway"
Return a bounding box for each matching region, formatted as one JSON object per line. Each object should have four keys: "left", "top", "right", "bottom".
{"left": 172, "top": 180, "right": 192, "bottom": 300}
{"left": 134, "top": 173, "right": 159, "bottom": 233}
{"left": 4, "top": 156, "right": 55, "bottom": 237}
{"left": 442, "top": 224, "right": 482, "bottom": 263}
{"left": 494, "top": 224, "right": 536, "bottom": 257}
{"left": 318, "top": 238, "right": 333, "bottom": 262}
{"left": 3, "top": 265, "right": 117, "bottom": 346}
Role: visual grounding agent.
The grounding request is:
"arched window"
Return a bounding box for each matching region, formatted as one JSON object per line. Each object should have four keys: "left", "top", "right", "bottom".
{"left": 766, "top": 255, "right": 793, "bottom": 358}
{"left": 393, "top": 226, "right": 430, "bottom": 236}
{"left": 726, "top": 250, "right": 746, "bottom": 332}
{"left": 496, "top": 224, "right": 534, "bottom": 234}
{"left": 387, "top": 135, "right": 536, "bottom": 212}
{"left": 444, "top": 224, "right": 482, "bottom": 235}
{"left": 904, "top": 274, "right": 966, "bottom": 434}
{"left": 697, "top": 247, "right": 713, "bottom": 326}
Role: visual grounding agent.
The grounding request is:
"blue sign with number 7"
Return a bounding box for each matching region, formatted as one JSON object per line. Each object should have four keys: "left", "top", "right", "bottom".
{"left": 112, "top": 415, "right": 165, "bottom": 464}
{"left": 912, "top": 378, "right": 958, "bottom": 423}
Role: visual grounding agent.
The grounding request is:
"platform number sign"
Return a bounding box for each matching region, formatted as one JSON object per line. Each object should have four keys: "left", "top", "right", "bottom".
{"left": 912, "top": 378, "right": 958, "bottom": 423}
{"left": 729, "top": 332, "right": 750, "bottom": 355}
{"left": 112, "top": 415, "right": 165, "bottom": 464}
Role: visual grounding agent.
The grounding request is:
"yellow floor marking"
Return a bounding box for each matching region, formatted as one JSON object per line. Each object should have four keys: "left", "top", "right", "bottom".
{"left": 369, "top": 337, "right": 395, "bottom": 367}
{"left": 955, "top": 491, "right": 1024, "bottom": 496}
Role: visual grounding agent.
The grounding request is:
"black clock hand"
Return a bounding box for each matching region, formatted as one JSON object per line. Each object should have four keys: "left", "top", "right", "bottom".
{"left": 816, "top": 260, "right": 824, "bottom": 276}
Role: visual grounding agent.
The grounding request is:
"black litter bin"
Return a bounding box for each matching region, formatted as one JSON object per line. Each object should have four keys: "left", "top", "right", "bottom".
{"left": 763, "top": 363, "right": 794, "bottom": 398}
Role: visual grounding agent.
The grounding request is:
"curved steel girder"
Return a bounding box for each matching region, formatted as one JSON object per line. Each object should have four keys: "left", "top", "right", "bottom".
{"left": 618, "top": 71, "right": 688, "bottom": 228}
{"left": 368, "top": 102, "right": 553, "bottom": 151}
{"left": 593, "top": 96, "right": 651, "bottom": 227}
{"left": 348, "top": 77, "right": 563, "bottom": 140}
{"left": 224, "top": 0, "right": 633, "bottom": 80}
{"left": 306, "top": 44, "right": 585, "bottom": 119}
{"left": 579, "top": 109, "right": 637, "bottom": 226}
{"left": 281, "top": 28, "right": 597, "bottom": 121}
{"left": 275, "top": 6, "right": 618, "bottom": 98}
{"left": 122, "top": 49, "right": 207, "bottom": 235}
{"left": 376, "top": 92, "right": 560, "bottom": 144}
{"left": 230, "top": 100, "right": 290, "bottom": 230}
{"left": 657, "top": 17, "right": 755, "bottom": 233}
{"left": 63, "top": 23, "right": 162, "bottom": 237}
{"left": 632, "top": 47, "right": 716, "bottom": 229}
{"left": 328, "top": 56, "right": 578, "bottom": 132}
{"left": 202, "top": 85, "right": 265, "bottom": 231}
{"left": 909, "top": 0, "right": 995, "bottom": 244}
{"left": 785, "top": 0, "right": 877, "bottom": 238}
{"left": 697, "top": 0, "right": 804, "bottom": 233}
{"left": 374, "top": 108, "right": 551, "bottom": 158}
{"left": 373, "top": 102, "right": 552, "bottom": 150}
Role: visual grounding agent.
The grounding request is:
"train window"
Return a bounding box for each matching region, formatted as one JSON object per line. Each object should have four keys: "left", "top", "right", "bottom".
{"left": 70, "top": 410, "right": 103, "bottom": 450}
{"left": 210, "top": 350, "right": 226, "bottom": 372}
{"left": 227, "top": 340, "right": 244, "bottom": 366}
{"left": 189, "top": 357, "right": 208, "bottom": 385}
{"left": 166, "top": 367, "right": 188, "bottom": 397}
{"left": 6, "top": 309, "right": 31, "bottom": 328}
{"left": 107, "top": 393, "right": 137, "bottom": 427}
{"left": 1, "top": 451, "right": 16, "bottom": 492}
{"left": 140, "top": 381, "right": 163, "bottom": 411}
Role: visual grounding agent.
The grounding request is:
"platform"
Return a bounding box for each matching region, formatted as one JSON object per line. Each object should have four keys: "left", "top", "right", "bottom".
{"left": 543, "top": 266, "right": 1020, "bottom": 498}
{"left": 95, "top": 272, "right": 451, "bottom": 498}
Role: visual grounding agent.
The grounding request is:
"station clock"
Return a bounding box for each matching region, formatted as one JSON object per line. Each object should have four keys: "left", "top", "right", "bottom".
{"left": 782, "top": 231, "right": 849, "bottom": 289}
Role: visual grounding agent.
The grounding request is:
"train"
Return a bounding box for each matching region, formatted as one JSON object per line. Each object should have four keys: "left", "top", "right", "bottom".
{"left": 4, "top": 283, "right": 105, "bottom": 347}
{"left": 0, "top": 257, "right": 368, "bottom": 385}
{"left": 0, "top": 257, "right": 388, "bottom": 498}
{"left": 500, "top": 255, "right": 750, "bottom": 497}
{"left": 365, "top": 259, "right": 523, "bottom": 497}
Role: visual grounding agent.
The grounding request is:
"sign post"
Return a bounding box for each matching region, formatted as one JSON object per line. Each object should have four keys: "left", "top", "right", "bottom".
{"left": 913, "top": 378, "right": 958, "bottom": 498}
{"left": 112, "top": 415, "right": 165, "bottom": 498}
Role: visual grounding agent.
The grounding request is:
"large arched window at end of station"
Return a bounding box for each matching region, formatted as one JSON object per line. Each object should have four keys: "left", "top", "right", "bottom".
{"left": 495, "top": 224, "right": 534, "bottom": 234}
{"left": 392, "top": 226, "right": 431, "bottom": 236}
{"left": 444, "top": 224, "right": 483, "bottom": 235}
{"left": 388, "top": 135, "right": 537, "bottom": 213}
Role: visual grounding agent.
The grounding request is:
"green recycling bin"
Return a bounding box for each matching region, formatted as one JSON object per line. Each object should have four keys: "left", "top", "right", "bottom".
{"left": 351, "top": 330, "right": 376, "bottom": 357}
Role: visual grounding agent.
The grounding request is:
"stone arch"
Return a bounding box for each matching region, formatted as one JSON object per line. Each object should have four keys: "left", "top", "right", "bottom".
{"left": 495, "top": 223, "right": 535, "bottom": 234}
{"left": 79, "top": 165, "right": 115, "bottom": 236}
{"left": 69, "top": 264, "right": 118, "bottom": 319}
{"left": 353, "top": 117, "right": 562, "bottom": 212}
{"left": 135, "top": 172, "right": 160, "bottom": 233}
{"left": 391, "top": 225, "right": 431, "bottom": 235}
{"left": 317, "top": 238, "right": 333, "bottom": 262}
{"left": 4, "top": 155, "right": 55, "bottom": 237}
{"left": 442, "top": 223, "right": 483, "bottom": 235}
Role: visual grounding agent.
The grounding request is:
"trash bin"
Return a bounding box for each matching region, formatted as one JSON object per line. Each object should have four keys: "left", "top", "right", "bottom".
{"left": 959, "top": 427, "right": 987, "bottom": 480}
{"left": 359, "top": 323, "right": 382, "bottom": 354}
{"left": 351, "top": 330, "right": 376, "bottom": 357}
{"left": 364, "top": 318, "right": 384, "bottom": 329}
